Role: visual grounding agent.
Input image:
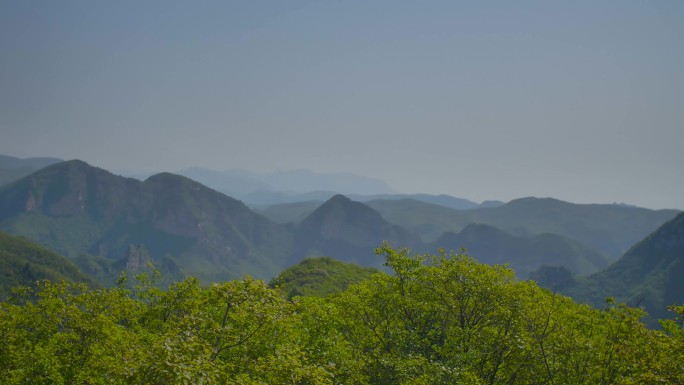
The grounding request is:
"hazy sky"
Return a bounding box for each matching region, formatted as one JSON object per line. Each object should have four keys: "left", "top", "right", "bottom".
{"left": 1, "top": 1, "right": 683, "bottom": 209}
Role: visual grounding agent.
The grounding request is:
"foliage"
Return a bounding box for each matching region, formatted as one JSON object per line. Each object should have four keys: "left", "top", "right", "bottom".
{"left": 0, "top": 244, "right": 682, "bottom": 384}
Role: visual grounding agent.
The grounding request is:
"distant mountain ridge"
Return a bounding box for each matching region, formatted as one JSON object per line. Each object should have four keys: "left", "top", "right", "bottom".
{"left": 0, "top": 154, "right": 63, "bottom": 187}
{"left": 366, "top": 197, "right": 679, "bottom": 259}
{"left": 176, "top": 167, "right": 395, "bottom": 198}
{"left": 173, "top": 166, "right": 488, "bottom": 210}
{"left": 432, "top": 224, "right": 611, "bottom": 278}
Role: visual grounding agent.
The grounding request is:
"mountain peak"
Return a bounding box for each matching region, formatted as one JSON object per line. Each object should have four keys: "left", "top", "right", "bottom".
{"left": 303, "top": 194, "right": 385, "bottom": 231}
{"left": 327, "top": 194, "right": 353, "bottom": 205}
{"left": 293, "top": 195, "right": 420, "bottom": 267}
{"left": 144, "top": 172, "right": 196, "bottom": 185}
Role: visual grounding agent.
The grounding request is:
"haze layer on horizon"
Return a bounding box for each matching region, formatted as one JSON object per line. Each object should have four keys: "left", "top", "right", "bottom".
{"left": 1, "top": 1, "right": 683, "bottom": 210}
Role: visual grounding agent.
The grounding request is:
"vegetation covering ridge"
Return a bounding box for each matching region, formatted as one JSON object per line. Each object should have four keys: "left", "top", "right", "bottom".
{"left": 366, "top": 196, "right": 680, "bottom": 258}
{"left": 432, "top": 223, "right": 611, "bottom": 278}
{"left": 562, "top": 212, "right": 684, "bottom": 327}
{"left": 0, "top": 160, "right": 294, "bottom": 283}
{"left": 269, "top": 256, "right": 379, "bottom": 299}
{"left": 0, "top": 231, "right": 95, "bottom": 298}
{"left": 1, "top": 244, "right": 683, "bottom": 384}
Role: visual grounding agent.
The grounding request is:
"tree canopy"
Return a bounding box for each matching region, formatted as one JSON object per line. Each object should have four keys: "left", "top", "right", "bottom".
{"left": 1, "top": 245, "right": 682, "bottom": 384}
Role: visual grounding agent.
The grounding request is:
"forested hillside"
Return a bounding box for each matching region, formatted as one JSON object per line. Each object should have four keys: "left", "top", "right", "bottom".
{"left": 0, "top": 232, "right": 94, "bottom": 297}
{"left": 270, "top": 256, "right": 378, "bottom": 298}
{"left": 431, "top": 223, "right": 610, "bottom": 278}
{"left": 0, "top": 160, "right": 294, "bottom": 282}
{"left": 563, "top": 212, "right": 684, "bottom": 326}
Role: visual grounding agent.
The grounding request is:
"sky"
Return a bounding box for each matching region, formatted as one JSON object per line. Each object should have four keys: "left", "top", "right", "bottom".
{"left": 1, "top": 0, "right": 683, "bottom": 209}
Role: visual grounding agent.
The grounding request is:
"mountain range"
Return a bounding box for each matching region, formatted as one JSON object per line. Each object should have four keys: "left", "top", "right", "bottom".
{"left": 0, "top": 158, "right": 681, "bottom": 318}
{"left": 366, "top": 197, "right": 679, "bottom": 260}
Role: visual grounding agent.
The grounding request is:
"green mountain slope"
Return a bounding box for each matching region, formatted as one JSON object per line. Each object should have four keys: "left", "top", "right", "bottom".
{"left": 431, "top": 223, "right": 610, "bottom": 279}
{"left": 270, "top": 256, "right": 378, "bottom": 298}
{"left": 290, "top": 195, "right": 422, "bottom": 269}
{"left": 368, "top": 197, "right": 680, "bottom": 259}
{"left": 0, "top": 160, "right": 294, "bottom": 283}
{"left": 565, "top": 212, "right": 684, "bottom": 325}
{"left": 0, "top": 232, "right": 94, "bottom": 297}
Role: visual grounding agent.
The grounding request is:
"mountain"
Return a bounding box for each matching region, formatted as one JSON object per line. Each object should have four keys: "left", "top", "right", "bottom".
{"left": 258, "top": 193, "right": 484, "bottom": 225}
{"left": 368, "top": 197, "right": 680, "bottom": 259}
{"left": 431, "top": 224, "right": 611, "bottom": 279}
{"left": 243, "top": 190, "right": 338, "bottom": 207}
{"left": 269, "top": 256, "right": 378, "bottom": 299}
{"left": 350, "top": 193, "right": 479, "bottom": 210}
{"left": 264, "top": 169, "right": 393, "bottom": 195}
{"left": 174, "top": 167, "right": 394, "bottom": 199}
{"left": 564, "top": 212, "right": 684, "bottom": 326}
{"left": 176, "top": 167, "right": 269, "bottom": 197}
{"left": 0, "top": 231, "right": 94, "bottom": 298}
{"left": 289, "top": 195, "right": 421, "bottom": 269}
{"left": 175, "top": 166, "right": 485, "bottom": 211}
{"left": 0, "top": 154, "right": 63, "bottom": 187}
{"left": 479, "top": 200, "right": 505, "bottom": 208}
{"left": 0, "top": 160, "right": 294, "bottom": 282}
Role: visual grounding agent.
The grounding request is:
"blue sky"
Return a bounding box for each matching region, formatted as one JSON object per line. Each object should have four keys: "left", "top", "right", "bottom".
{"left": 1, "top": 0, "right": 683, "bottom": 209}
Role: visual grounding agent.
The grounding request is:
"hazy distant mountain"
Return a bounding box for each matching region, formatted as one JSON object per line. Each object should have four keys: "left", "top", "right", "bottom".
{"left": 265, "top": 169, "right": 394, "bottom": 195}
{"left": 431, "top": 224, "right": 611, "bottom": 279}
{"left": 479, "top": 200, "right": 505, "bottom": 208}
{"left": 0, "top": 160, "right": 294, "bottom": 282}
{"left": 367, "top": 197, "right": 680, "bottom": 259}
{"left": 243, "top": 190, "right": 338, "bottom": 207}
{"left": 0, "top": 231, "right": 94, "bottom": 297}
{"left": 290, "top": 195, "right": 422, "bottom": 269}
{"left": 0, "top": 154, "right": 63, "bottom": 187}
{"left": 175, "top": 166, "right": 489, "bottom": 211}
{"left": 257, "top": 194, "right": 485, "bottom": 224}
{"left": 564, "top": 212, "right": 684, "bottom": 326}
{"left": 350, "top": 193, "right": 480, "bottom": 210}
{"left": 175, "top": 167, "right": 394, "bottom": 198}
